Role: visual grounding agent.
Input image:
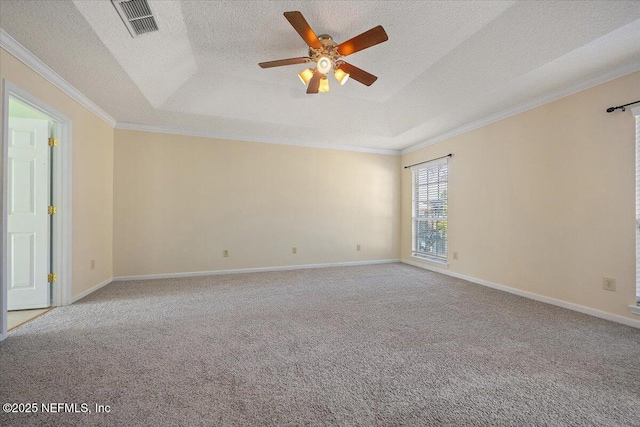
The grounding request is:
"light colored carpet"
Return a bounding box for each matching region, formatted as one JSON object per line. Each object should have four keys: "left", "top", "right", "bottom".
{"left": 1, "top": 263, "right": 639, "bottom": 426}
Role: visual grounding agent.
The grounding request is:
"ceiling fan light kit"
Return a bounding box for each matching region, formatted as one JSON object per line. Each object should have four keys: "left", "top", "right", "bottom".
{"left": 319, "top": 76, "right": 330, "bottom": 93}
{"left": 334, "top": 68, "right": 349, "bottom": 85}
{"left": 298, "top": 68, "right": 314, "bottom": 85}
{"left": 316, "top": 55, "right": 332, "bottom": 74}
{"left": 258, "top": 11, "right": 388, "bottom": 94}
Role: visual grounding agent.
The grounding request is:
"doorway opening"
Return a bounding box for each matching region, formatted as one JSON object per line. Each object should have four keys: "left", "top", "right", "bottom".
{"left": 1, "top": 81, "right": 73, "bottom": 340}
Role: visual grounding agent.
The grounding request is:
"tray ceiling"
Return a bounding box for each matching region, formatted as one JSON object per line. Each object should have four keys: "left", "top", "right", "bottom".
{"left": 1, "top": 1, "right": 639, "bottom": 152}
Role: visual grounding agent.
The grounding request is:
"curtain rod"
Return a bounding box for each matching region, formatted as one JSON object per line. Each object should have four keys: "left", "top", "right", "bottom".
{"left": 606, "top": 99, "right": 640, "bottom": 113}
{"left": 403, "top": 153, "right": 452, "bottom": 169}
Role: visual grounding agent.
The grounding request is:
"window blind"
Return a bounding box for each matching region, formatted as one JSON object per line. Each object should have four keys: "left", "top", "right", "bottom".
{"left": 411, "top": 157, "right": 448, "bottom": 262}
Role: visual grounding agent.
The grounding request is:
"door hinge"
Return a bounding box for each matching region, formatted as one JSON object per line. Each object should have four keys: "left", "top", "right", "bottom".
{"left": 48, "top": 205, "right": 57, "bottom": 215}
{"left": 48, "top": 137, "right": 58, "bottom": 147}
{"left": 48, "top": 273, "right": 57, "bottom": 283}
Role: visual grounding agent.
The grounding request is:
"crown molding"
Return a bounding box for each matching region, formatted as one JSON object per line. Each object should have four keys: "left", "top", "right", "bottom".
{"left": 115, "top": 121, "right": 401, "bottom": 156}
{"left": 401, "top": 60, "right": 640, "bottom": 155}
{"left": 0, "top": 28, "right": 117, "bottom": 127}
{"left": 4, "top": 24, "right": 636, "bottom": 158}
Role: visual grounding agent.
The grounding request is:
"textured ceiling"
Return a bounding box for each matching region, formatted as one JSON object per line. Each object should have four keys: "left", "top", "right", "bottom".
{"left": 1, "top": 1, "right": 639, "bottom": 152}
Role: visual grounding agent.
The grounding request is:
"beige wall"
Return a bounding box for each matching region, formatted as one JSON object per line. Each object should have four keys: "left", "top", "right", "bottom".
{"left": 0, "top": 48, "right": 114, "bottom": 298}
{"left": 402, "top": 71, "right": 640, "bottom": 321}
{"left": 113, "top": 130, "right": 400, "bottom": 276}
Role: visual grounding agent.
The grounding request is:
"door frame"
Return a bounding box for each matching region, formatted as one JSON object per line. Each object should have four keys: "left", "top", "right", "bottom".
{"left": 1, "top": 80, "right": 73, "bottom": 341}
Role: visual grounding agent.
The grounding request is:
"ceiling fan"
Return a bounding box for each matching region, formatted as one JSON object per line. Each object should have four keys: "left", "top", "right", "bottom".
{"left": 259, "top": 11, "right": 388, "bottom": 94}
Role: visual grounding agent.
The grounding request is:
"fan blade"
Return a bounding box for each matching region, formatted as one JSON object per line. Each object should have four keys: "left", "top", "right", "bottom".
{"left": 337, "top": 62, "right": 378, "bottom": 86}
{"left": 337, "top": 25, "right": 388, "bottom": 56}
{"left": 284, "top": 11, "right": 322, "bottom": 49}
{"left": 259, "top": 57, "right": 310, "bottom": 68}
{"left": 306, "top": 70, "right": 322, "bottom": 94}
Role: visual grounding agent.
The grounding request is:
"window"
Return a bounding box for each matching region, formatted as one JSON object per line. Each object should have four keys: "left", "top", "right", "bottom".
{"left": 411, "top": 157, "right": 448, "bottom": 263}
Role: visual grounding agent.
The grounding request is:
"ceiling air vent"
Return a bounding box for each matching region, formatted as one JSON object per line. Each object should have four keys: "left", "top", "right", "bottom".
{"left": 111, "top": 0, "right": 159, "bottom": 37}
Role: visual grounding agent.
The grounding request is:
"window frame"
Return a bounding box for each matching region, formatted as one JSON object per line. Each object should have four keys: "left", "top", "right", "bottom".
{"left": 411, "top": 157, "right": 449, "bottom": 265}
{"left": 633, "top": 106, "right": 640, "bottom": 305}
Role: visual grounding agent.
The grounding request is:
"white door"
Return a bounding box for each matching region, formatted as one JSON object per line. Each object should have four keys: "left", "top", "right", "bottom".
{"left": 7, "top": 117, "right": 51, "bottom": 310}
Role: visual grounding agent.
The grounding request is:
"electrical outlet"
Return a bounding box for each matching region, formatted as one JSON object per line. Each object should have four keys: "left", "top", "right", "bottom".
{"left": 223, "top": 250, "right": 229, "bottom": 258}
{"left": 357, "top": 244, "right": 361, "bottom": 251}
{"left": 91, "top": 259, "right": 95, "bottom": 270}
{"left": 453, "top": 252, "right": 458, "bottom": 260}
{"left": 603, "top": 277, "right": 616, "bottom": 291}
{"left": 292, "top": 247, "right": 297, "bottom": 254}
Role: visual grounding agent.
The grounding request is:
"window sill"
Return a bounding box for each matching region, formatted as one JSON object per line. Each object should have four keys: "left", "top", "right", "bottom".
{"left": 629, "top": 304, "right": 640, "bottom": 316}
{"left": 411, "top": 254, "right": 448, "bottom": 268}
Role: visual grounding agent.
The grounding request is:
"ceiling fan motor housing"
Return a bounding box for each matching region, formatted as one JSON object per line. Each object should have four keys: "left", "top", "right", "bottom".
{"left": 309, "top": 34, "right": 341, "bottom": 73}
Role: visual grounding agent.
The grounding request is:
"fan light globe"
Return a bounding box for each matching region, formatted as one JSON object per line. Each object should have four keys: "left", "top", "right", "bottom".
{"left": 298, "top": 68, "right": 314, "bottom": 85}
{"left": 334, "top": 69, "right": 350, "bottom": 85}
{"left": 316, "top": 56, "right": 332, "bottom": 74}
{"left": 319, "top": 77, "right": 330, "bottom": 93}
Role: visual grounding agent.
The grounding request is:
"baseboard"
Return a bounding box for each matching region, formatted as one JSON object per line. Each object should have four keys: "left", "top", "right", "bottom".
{"left": 113, "top": 259, "right": 401, "bottom": 282}
{"left": 71, "top": 277, "right": 113, "bottom": 303}
{"left": 402, "top": 259, "right": 640, "bottom": 329}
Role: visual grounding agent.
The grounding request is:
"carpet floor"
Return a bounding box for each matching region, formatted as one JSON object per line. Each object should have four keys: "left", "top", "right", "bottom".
{"left": 1, "top": 263, "right": 639, "bottom": 426}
